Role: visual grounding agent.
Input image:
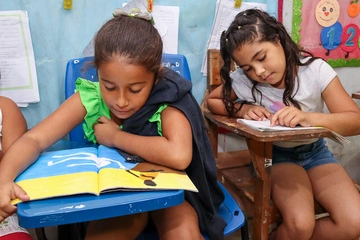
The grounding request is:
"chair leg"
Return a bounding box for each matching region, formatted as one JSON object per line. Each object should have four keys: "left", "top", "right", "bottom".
{"left": 240, "top": 219, "right": 250, "bottom": 240}
{"left": 35, "top": 228, "right": 48, "bottom": 240}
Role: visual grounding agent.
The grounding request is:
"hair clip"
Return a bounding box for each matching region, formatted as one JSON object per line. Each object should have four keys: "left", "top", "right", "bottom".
{"left": 226, "top": 38, "right": 229, "bottom": 42}
{"left": 238, "top": 26, "right": 241, "bottom": 29}
{"left": 112, "top": 7, "right": 155, "bottom": 25}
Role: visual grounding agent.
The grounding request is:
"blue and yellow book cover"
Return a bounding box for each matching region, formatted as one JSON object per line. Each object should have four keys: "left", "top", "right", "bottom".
{"left": 12, "top": 145, "right": 197, "bottom": 204}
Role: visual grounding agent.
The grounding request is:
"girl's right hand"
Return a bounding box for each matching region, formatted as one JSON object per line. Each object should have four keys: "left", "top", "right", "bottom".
{"left": 241, "top": 104, "right": 272, "bottom": 121}
{"left": 0, "top": 181, "right": 29, "bottom": 223}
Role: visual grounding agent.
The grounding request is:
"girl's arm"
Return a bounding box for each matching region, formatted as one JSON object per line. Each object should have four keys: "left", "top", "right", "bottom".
{"left": 207, "top": 84, "right": 238, "bottom": 116}
{"left": 0, "top": 97, "right": 28, "bottom": 220}
{"left": 0, "top": 94, "right": 86, "bottom": 222}
{"left": 311, "top": 76, "right": 360, "bottom": 136}
{"left": 0, "top": 93, "right": 86, "bottom": 189}
{"left": 94, "top": 106, "right": 193, "bottom": 170}
{"left": 0, "top": 97, "right": 27, "bottom": 157}
{"left": 207, "top": 84, "right": 272, "bottom": 120}
{"left": 271, "top": 76, "right": 360, "bottom": 136}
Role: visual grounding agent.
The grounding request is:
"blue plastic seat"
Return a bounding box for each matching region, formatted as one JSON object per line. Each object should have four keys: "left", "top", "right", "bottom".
{"left": 64, "top": 54, "right": 249, "bottom": 239}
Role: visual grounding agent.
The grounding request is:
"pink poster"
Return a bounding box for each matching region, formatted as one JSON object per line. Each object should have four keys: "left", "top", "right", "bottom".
{"left": 292, "top": 0, "right": 360, "bottom": 67}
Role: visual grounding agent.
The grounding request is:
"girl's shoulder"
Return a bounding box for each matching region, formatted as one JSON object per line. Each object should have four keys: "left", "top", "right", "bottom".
{"left": 0, "top": 96, "right": 18, "bottom": 109}
{"left": 299, "top": 57, "right": 335, "bottom": 76}
{"left": 299, "top": 57, "right": 331, "bottom": 69}
{"left": 0, "top": 96, "right": 22, "bottom": 118}
{"left": 298, "top": 58, "right": 336, "bottom": 90}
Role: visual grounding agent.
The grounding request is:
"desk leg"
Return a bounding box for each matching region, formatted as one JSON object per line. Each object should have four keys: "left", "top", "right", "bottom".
{"left": 246, "top": 139, "right": 272, "bottom": 240}
{"left": 206, "top": 117, "right": 219, "bottom": 158}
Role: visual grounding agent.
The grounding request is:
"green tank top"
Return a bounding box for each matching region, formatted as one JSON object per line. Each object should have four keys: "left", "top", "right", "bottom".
{"left": 75, "top": 78, "right": 166, "bottom": 143}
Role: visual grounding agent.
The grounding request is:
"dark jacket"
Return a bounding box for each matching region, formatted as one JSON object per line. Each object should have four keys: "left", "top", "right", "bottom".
{"left": 122, "top": 68, "right": 226, "bottom": 239}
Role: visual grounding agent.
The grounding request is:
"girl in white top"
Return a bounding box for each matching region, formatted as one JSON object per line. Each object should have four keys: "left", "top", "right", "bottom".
{"left": 207, "top": 8, "right": 360, "bottom": 240}
{"left": 0, "top": 96, "right": 31, "bottom": 240}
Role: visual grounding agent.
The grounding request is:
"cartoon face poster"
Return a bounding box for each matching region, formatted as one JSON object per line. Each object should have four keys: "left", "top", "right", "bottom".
{"left": 292, "top": 0, "right": 360, "bottom": 67}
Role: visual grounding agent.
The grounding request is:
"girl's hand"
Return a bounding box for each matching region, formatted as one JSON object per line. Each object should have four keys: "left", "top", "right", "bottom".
{"left": 242, "top": 105, "right": 272, "bottom": 121}
{"left": 0, "top": 182, "right": 29, "bottom": 223}
{"left": 270, "top": 106, "right": 310, "bottom": 127}
{"left": 93, "top": 116, "right": 120, "bottom": 147}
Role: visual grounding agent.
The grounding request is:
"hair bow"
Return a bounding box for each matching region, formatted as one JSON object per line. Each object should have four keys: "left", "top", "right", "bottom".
{"left": 112, "top": 8, "right": 155, "bottom": 25}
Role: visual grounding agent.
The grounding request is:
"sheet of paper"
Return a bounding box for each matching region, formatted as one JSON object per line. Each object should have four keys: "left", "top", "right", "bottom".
{"left": 237, "top": 119, "right": 321, "bottom": 131}
{"left": 83, "top": 0, "right": 179, "bottom": 55}
{"left": 152, "top": 5, "right": 179, "bottom": 54}
{"left": 201, "top": 1, "right": 267, "bottom": 76}
{"left": 237, "top": 119, "right": 350, "bottom": 145}
{"left": 0, "top": 10, "right": 40, "bottom": 106}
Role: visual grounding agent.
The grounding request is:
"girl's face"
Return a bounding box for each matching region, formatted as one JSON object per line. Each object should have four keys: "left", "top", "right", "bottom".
{"left": 97, "top": 58, "right": 156, "bottom": 121}
{"left": 232, "top": 39, "right": 286, "bottom": 89}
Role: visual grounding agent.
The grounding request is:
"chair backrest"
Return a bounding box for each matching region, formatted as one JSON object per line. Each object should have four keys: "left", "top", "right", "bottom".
{"left": 216, "top": 181, "right": 248, "bottom": 238}
{"left": 64, "top": 53, "right": 191, "bottom": 143}
{"left": 206, "top": 49, "right": 236, "bottom": 92}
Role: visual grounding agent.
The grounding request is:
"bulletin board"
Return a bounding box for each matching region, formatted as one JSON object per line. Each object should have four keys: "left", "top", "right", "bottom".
{"left": 292, "top": 0, "right": 360, "bottom": 67}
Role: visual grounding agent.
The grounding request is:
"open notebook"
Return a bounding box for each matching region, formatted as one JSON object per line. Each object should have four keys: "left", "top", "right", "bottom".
{"left": 237, "top": 119, "right": 350, "bottom": 145}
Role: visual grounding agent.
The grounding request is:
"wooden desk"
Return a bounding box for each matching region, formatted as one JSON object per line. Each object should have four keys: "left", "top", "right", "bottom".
{"left": 204, "top": 111, "right": 333, "bottom": 240}
{"left": 352, "top": 91, "right": 360, "bottom": 99}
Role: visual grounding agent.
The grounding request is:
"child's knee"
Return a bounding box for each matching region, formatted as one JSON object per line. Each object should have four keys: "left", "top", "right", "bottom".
{"left": 283, "top": 212, "right": 315, "bottom": 239}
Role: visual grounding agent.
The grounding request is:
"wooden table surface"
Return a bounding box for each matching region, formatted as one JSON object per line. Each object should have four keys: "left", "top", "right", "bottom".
{"left": 204, "top": 111, "right": 333, "bottom": 142}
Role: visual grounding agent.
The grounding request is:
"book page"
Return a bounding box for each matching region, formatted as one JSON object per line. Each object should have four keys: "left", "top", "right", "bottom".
{"left": 98, "top": 146, "right": 197, "bottom": 192}
{"left": 12, "top": 147, "right": 100, "bottom": 204}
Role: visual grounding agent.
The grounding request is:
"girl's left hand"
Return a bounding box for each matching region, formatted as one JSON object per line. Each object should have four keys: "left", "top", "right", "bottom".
{"left": 270, "top": 106, "right": 310, "bottom": 127}
{"left": 93, "top": 116, "right": 120, "bottom": 147}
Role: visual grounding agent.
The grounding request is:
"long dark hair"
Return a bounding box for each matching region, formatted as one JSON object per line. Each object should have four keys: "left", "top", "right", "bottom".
{"left": 220, "top": 9, "right": 320, "bottom": 117}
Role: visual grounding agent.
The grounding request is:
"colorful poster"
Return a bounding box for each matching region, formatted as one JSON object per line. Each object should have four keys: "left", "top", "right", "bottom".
{"left": 292, "top": 0, "right": 360, "bottom": 67}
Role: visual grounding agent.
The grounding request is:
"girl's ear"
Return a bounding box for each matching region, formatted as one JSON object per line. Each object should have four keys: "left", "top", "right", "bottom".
{"left": 275, "top": 34, "right": 281, "bottom": 44}
{"left": 154, "top": 66, "right": 164, "bottom": 85}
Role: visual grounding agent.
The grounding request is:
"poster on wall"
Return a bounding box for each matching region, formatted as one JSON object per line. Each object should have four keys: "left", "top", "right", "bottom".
{"left": 292, "top": 0, "right": 360, "bottom": 67}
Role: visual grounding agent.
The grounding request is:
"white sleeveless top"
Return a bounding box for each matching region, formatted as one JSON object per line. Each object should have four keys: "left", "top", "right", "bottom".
{"left": 0, "top": 109, "right": 30, "bottom": 236}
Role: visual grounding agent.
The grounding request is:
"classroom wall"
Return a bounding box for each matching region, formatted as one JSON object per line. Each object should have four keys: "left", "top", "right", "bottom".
{"left": 0, "top": 0, "right": 275, "bottom": 128}
{"left": 1, "top": 1, "right": 359, "bottom": 181}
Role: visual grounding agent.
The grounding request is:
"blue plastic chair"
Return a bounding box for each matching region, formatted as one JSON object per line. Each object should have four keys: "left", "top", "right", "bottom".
{"left": 64, "top": 54, "right": 249, "bottom": 239}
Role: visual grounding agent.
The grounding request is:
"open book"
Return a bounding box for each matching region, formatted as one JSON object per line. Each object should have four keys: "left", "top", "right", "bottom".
{"left": 12, "top": 145, "right": 197, "bottom": 204}
{"left": 237, "top": 119, "right": 350, "bottom": 145}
